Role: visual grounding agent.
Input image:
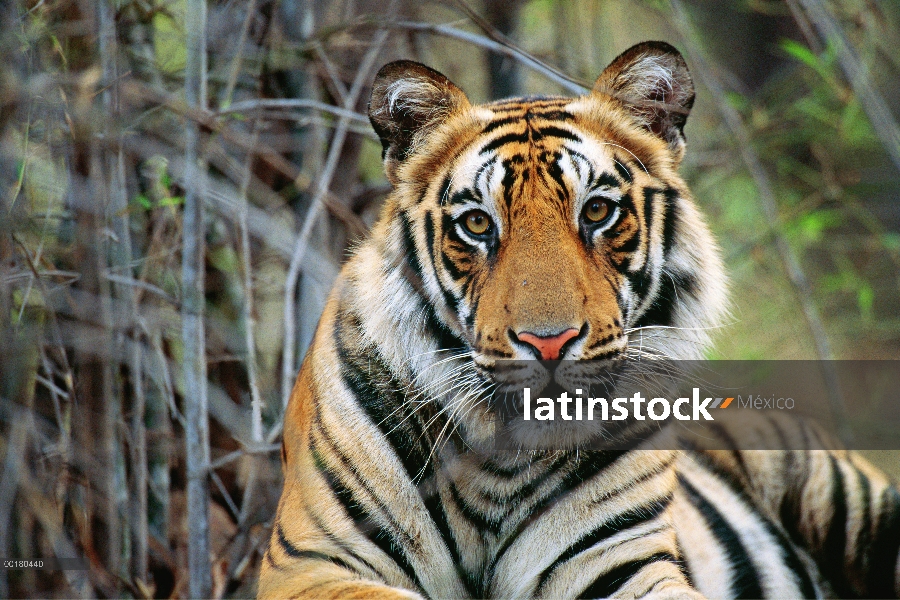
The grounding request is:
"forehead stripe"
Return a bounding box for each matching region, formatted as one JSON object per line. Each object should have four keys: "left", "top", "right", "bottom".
{"left": 614, "top": 159, "right": 633, "bottom": 183}
{"left": 479, "top": 126, "right": 583, "bottom": 156}
{"left": 533, "top": 110, "right": 574, "bottom": 121}
{"left": 473, "top": 155, "right": 498, "bottom": 188}
{"left": 482, "top": 116, "right": 521, "bottom": 135}
{"left": 562, "top": 147, "right": 595, "bottom": 182}
{"left": 421, "top": 174, "right": 453, "bottom": 205}
{"left": 481, "top": 109, "right": 576, "bottom": 136}
{"left": 535, "top": 126, "right": 581, "bottom": 143}
{"left": 480, "top": 131, "right": 531, "bottom": 154}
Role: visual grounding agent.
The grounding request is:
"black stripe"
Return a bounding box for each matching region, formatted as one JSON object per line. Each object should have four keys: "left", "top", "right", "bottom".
{"left": 867, "top": 486, "right": 900, "bottom": 597}
{"left": 487, "top": 451, "right": 631, "bottom": 579}
{"left": 822, "top": 455, "right": 851, "bottom": 597}
{"left": 576, "top": 552, "right": 677, "bottom": 599}
{"left": 686, "top": 447, "right": 817, "bottom": 597}
{"left": 482, "top": 116, "right": 521, "bottom": 134}
{"left": 482, "top": 459, "right": 532, "bottom": 478}
{"left": 544, "top": 152, "right": 567, "bottom": 200}
{"left": 441, "top": 250, "right": 465, "bottom": 281}
{"left": 435, "top": 174, "right": 452, "bottom": 205}
{"left": 484, "top": 454, "right": 570, "bottom": 505}
{"left": 537, "top": 497, "right": 671, "bottom": 590}
{"left": 400, "top": 211, "right": 424, "bottom": 282}
{"left": 396, "top": 217, "right": 468, "bottom": 353}
{"left": 488, "top": 98, "right": 569, "bottom": 110}
{"left": 592, "top": 171, "right": 620, "bottom": 191}
{"left": 448, "top": 483, "right": 504, "bottom": 534}
{"left": 312, "top": 421, "right": 424, "bottom": 590}
{"left": 473, "top": 156, "right": 498, "bottom": 192}
{"left": 633, "top": 270, "right": 698, "bottom": 328}
{"left": 614, "top": 159, "right": 633, "bottom": 183}
{"left": 275, "top": 523, "right": 360, "bottom": 575}
{"left": 614, "top": 230, "right": 640, "bottom": 255}
{"left": 609, "top": 194, "right": 637, "bottom": 259}
{"left": 564, "top": 147, "right": 594, "bottom": 183}
{"left": 422, "top": 302, "right": 467, "bottom": 351}
{"left": 424, "top": 211, "right": 460, "bottom": 313}
{"left": 661, "top": 188, "right": 680, "bottom": 257}
{"left": 501, "top": 158, "right": 519, "bottom": 210}
{"left": 678, "top": 475, "right": 763, "bottom": 599}
{"left": 534, "top": 125, "right": 581, "bottom": 143}
{"left": 642, "top": 187, "right": 657, "bottom": 254}
{"left": 446, "top": 188, "right": 479, "bottom": 207}
{"left": 707, "top": 423, "right": 753, "bottom": 486}
{"left": 306, "top": 503, "right": 385, "bottom": 580}
{"left": 480, "top": 130, "right": 531, "bottom": 154}
{"left": 819, "top": 455, "right": 855, "bottom": 598}
{"left": 626, "top": 265, "right": 653, "bottom": 306}
{"left": 332, "top": 311, "right": 472, "bottom": 595}
{"left": 533, "top": 109, "right": 574, "bottom": 121}
{"left": 421, "top": 489, "right": 479, "bottom": 595}
{"left": 851, "top": 463, "right": 872, "bottom": 581}
{"left": 332, "top": 309, "right": 441, "bottom": 482}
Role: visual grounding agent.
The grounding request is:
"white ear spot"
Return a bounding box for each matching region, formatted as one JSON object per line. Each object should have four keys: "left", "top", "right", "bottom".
{"left": 380, "top": 78, "right": 455, "bottom": 129}
{"left": 368, "top": 61, "right": 470, "bottom": 182}
{"left": 593, "top": 42, "right": 695, "bottom": 156}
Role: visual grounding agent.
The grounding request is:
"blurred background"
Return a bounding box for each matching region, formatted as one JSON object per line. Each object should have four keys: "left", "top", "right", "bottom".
{"left": 0, "top": 0, "right": 898, "bottom": 597}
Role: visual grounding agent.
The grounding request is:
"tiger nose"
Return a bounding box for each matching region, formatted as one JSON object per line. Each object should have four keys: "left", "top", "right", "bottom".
{"left": 514, "top": 328, "right": 581, "bottom": 360}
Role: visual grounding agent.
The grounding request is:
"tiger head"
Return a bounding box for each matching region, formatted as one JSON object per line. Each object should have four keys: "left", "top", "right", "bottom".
{"left": 368, "top": 42, "right": 727, "bottom": 399}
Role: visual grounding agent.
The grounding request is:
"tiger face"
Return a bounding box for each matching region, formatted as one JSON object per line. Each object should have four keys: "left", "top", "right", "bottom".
{"left": 370, "top": 43, "right": 726, "bottom": 380}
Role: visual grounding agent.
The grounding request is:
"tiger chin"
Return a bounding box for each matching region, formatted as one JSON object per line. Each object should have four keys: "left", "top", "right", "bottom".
{"left": 259, "top": 42, "right": 900, "bottom": 600}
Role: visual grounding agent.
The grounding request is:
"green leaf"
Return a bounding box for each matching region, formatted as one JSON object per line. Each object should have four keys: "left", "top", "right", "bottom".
{"left": 210, "top": 245, "right": 239, "bottom": 275}
{"left": 781, "top": 39, "right": 819, "bottom": 70}
{"left": 793, "top": 210, "right": 841, "bottom": 243}
{"left": 158, "top": 195, "right": 184, "bottom": 207}
{"left": 857, "top": 284, "right": 874, "bottom": 321}
{"left": 882, "top": 233, "right": 900, "bottom": 251}
{"left": 724, "top": 90, "right": 749, "bottom": 112}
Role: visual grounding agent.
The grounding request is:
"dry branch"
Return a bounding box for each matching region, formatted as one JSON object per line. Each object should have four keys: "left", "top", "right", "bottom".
{"left": 279, "top": 27, "right": 392, "bottom": 409}
{"left": 182, "top": 0, "right": 213, "bottom": 596}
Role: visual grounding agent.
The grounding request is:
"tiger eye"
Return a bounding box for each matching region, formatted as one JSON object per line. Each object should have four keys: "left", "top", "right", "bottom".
{"left": 464, "top": 210, "right": 491, "bottom": 235}
{"left": 583, "top": 199, "right": 611, "bottom": 223}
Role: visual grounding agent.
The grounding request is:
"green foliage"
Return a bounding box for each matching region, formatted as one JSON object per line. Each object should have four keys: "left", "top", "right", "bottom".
{"left": 153, "top": 0, "right": 187, "bottom": 73}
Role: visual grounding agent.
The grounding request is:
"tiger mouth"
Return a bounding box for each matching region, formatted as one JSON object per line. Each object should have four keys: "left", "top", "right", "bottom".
{"left": 470, "top": 352, "right": 631, "bottom": 398}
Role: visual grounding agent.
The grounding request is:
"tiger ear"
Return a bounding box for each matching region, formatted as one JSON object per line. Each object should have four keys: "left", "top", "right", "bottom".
{"left": 593, "top": 42, "right": 695, "bottom": 160}
{"left": 369, "top": 60, "right": 470, "bottom": 183}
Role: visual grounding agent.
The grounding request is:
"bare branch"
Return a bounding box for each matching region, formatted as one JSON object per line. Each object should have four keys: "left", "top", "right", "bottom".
{"left": 216, "top": 98, "right": 370, "bottom": 124}
{"left": 221, "top": 0, "right": 260, "bottom": 108}
{"left": 388, "top": 20, "right": 590, "bottom": 94}
{"left": 279, "top": 27, "right": 392, "bottom": 410}
{"left": 182, "top": 0, "right": 212, "bottom": 596}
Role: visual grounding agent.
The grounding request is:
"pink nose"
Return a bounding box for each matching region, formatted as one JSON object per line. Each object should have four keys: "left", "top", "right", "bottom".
{"left": 515, "top": 328, "right": 580, "bottom": 360}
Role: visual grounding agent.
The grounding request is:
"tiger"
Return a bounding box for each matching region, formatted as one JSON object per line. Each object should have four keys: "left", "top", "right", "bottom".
{"left": 258, "top": 42, "right": 900, "bottom": 599}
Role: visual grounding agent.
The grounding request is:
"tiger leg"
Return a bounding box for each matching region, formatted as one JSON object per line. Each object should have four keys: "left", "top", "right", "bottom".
{"left": 258, "top": 359, "right": 426, "bottom": 600}
{"left": 258, "top": 552, "right": 421, "bottom": 600}
{"left": 690, "top": 419, "right": 900, "bottom": 597}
